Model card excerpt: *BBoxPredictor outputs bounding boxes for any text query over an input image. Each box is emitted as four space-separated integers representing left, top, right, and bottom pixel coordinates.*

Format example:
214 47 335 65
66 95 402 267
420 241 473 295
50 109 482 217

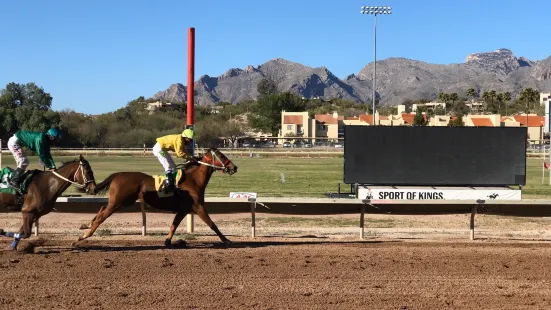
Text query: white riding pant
152 143 176 173
7 136 29 170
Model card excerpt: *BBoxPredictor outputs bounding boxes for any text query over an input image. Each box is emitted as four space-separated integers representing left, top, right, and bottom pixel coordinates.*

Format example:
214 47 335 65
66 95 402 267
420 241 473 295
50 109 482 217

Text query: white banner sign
229 192 258 199
358 187 521 201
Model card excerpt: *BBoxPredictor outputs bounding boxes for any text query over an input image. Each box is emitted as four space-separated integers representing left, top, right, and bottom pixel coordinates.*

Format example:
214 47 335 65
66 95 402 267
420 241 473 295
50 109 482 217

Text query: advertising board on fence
229 192 258 199
358 187 521 201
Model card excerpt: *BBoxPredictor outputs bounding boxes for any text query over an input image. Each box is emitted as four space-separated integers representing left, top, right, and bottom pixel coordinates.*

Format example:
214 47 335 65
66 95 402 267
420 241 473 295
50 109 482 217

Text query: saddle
0 167 40 196
153 169 185 198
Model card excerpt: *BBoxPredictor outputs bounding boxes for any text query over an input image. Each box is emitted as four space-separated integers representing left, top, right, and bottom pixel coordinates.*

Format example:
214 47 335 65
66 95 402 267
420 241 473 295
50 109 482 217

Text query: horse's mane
198 147 218 157
58 159 80 169
31 159 80 183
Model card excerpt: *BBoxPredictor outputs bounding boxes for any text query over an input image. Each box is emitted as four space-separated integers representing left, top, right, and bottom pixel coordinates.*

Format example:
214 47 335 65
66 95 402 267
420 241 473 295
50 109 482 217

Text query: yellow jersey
156 134 191 158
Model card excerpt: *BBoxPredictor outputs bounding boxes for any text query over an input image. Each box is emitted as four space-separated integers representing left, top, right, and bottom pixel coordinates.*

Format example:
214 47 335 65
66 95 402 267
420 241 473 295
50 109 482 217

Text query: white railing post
249 197 257 238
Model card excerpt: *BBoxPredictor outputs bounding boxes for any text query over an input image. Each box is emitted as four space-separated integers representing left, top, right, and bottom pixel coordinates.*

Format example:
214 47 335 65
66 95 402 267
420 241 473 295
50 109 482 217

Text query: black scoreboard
343 126 527 186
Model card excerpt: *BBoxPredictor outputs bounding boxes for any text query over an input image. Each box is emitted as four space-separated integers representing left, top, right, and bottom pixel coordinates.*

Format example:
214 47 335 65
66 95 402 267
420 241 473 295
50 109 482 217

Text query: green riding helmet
47 128 62 140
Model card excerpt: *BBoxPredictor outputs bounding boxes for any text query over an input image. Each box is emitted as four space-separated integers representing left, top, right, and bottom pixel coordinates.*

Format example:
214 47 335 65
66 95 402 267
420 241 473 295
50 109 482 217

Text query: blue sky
1 0 549 114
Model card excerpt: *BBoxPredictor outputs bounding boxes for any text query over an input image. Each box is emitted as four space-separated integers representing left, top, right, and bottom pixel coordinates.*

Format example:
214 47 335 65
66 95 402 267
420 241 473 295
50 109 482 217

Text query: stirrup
10 183 22 195
16 195 24 206
163 186 175 194
163 180 174 193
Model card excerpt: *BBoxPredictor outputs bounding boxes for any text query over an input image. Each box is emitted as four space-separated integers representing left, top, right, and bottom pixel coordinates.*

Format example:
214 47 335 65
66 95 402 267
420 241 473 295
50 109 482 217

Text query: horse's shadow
32 238 389 254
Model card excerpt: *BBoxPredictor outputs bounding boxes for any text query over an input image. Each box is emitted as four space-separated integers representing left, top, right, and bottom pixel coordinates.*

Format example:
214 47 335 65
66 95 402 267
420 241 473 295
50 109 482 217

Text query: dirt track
2 212 551 309
1 236 551 310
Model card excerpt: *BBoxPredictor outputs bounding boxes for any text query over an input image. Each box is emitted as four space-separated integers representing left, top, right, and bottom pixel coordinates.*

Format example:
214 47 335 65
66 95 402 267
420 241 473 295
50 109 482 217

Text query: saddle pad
0 167 42 195
153 169 184 192
0 167 15 195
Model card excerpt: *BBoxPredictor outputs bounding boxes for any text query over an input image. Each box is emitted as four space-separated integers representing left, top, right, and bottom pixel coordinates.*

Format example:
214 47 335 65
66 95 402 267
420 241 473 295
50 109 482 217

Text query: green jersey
14 130 56 169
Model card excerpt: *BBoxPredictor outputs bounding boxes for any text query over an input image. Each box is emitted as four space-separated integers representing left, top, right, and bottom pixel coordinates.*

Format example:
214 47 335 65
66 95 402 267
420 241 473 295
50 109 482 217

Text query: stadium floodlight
361 6 392 124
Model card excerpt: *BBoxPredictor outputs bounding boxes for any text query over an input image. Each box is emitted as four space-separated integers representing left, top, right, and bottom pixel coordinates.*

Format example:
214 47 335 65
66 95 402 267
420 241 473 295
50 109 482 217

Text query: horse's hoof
164 239 172 247
71 238 84 247
0 229 4 236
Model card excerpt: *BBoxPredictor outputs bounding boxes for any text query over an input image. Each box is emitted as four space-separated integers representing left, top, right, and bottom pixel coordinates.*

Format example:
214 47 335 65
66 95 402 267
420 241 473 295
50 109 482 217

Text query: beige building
429 115 453 126
512 114 545 143
280 111 312 139
314 112 343 142
466 102 485 113
146 101 178 112
280 109 546 144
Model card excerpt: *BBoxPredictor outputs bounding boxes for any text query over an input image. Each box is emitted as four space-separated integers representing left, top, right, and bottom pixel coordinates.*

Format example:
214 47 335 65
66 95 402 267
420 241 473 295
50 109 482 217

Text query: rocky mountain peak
465 48 534 75
150 49 551 107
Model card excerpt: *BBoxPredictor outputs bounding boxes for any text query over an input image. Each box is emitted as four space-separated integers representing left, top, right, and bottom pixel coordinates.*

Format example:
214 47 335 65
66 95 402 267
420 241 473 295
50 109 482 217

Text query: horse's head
199 148 238 175
76 154 97 194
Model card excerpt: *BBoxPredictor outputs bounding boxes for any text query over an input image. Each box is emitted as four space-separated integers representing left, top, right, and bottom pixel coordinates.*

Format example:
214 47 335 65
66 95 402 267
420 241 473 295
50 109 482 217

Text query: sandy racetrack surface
1 235 551 309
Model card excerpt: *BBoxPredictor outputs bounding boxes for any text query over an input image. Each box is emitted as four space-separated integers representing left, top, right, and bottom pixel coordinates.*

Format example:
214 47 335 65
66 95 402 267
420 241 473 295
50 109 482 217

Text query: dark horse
0 155 97 250
0 169 34 212
0 190 22 212
76 148 238 247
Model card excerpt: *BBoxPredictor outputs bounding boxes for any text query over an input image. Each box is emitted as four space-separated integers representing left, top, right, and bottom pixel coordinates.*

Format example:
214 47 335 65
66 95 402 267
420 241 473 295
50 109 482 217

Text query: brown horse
0 191 20 212
0 155 97 250
76 147 238 247
0 168 32 211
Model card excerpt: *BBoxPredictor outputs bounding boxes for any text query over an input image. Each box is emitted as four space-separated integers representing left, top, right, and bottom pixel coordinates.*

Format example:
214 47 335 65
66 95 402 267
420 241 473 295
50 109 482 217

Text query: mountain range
152 48 551 106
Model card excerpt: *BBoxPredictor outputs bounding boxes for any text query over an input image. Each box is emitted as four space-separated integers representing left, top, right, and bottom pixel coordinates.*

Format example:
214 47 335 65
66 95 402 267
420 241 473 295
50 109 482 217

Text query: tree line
411 87 542 117
0 81 546 148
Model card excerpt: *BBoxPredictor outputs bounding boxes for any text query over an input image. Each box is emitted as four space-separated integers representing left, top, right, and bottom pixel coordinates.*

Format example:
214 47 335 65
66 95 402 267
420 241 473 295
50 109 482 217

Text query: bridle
51 161 95 189
198 150 229 171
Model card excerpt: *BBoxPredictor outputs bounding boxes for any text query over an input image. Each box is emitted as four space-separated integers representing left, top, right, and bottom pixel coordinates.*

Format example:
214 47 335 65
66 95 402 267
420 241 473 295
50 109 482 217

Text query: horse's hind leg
164 211 187 247
192 204 231 244
76 202 121 242
79 206 105 230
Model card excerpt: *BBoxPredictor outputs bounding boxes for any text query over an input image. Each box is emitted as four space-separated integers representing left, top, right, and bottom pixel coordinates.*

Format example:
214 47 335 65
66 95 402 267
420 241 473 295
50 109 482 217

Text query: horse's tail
93 173 120 195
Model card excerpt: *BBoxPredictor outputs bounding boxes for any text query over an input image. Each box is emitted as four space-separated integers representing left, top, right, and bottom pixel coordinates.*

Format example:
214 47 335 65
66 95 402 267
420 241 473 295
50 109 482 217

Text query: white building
411 101 447 112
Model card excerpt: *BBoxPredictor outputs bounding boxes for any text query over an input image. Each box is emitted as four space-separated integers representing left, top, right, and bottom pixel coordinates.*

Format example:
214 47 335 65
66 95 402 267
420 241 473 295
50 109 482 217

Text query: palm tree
519 88 541 127
437 92 446 103
449 93 459 105
489 90 497 113
496 93 503 114
438 92 449 114
502 92 511 116
466 88 477 106
520 88 540 114
481 91 490 113
449 93 459 114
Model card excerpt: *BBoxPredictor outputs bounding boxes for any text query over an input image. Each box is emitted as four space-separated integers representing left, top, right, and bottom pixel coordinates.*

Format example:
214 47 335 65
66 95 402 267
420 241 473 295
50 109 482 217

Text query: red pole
187 28 195 127
187 27 195 155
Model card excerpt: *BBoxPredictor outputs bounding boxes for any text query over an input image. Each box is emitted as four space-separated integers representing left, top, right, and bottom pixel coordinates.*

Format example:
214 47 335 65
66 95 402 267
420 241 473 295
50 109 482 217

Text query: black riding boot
164 172 175 193
9 168 25 193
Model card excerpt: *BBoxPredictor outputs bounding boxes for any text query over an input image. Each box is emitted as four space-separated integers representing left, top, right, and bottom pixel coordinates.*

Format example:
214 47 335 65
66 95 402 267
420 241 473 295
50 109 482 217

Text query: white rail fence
4 197 551 241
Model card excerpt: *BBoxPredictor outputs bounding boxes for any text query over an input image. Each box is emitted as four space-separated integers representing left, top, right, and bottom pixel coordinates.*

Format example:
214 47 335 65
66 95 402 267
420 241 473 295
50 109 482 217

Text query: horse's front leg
192 204 231 244
165 211 187 247
6 211 35 250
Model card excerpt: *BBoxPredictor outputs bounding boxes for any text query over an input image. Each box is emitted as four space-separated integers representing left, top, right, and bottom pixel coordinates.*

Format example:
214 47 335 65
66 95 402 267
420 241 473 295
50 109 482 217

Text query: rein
175 150 226 171
198 150 227 170
51 162 94 189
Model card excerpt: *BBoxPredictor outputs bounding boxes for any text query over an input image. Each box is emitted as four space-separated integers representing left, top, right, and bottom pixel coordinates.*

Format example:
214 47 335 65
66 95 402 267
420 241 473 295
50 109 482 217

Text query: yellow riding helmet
182 128 195 139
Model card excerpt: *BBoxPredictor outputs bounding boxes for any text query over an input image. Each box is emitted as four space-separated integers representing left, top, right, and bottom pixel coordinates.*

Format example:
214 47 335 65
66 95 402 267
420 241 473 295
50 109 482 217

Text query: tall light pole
361 6 391 125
